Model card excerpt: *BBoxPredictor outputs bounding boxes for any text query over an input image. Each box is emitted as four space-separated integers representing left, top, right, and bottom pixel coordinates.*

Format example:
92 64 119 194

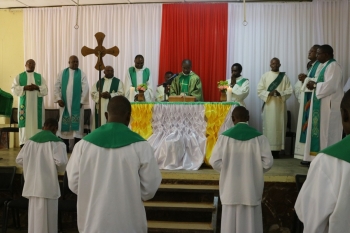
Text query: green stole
222 123 262 141
30 130 62 143
61 68 82 132
18 72 43 129
300 61 320 143
84 122 145 148
319 135 350 163
179 75 190 94
236 78 247 87
95 77 120 127
262 72 285 110
310 59 336 155
128 67 150 88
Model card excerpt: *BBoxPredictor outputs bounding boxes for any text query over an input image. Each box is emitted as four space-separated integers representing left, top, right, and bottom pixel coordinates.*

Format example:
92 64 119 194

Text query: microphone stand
161 74 178 102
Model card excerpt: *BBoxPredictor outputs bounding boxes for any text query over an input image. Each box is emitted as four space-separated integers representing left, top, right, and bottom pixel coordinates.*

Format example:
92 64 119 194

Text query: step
158 184 219 193
148 220 213 232
144 201 215 211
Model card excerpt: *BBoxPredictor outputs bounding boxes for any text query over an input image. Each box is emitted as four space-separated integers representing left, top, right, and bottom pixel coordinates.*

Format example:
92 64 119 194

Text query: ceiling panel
20 0 74 7
130 0 183 3
79 0 130 4
0 0 26 8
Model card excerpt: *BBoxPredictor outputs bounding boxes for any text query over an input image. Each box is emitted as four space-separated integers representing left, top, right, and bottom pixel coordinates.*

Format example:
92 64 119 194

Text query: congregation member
11 59 48 147
226 63 249 107
124 54 154 102
54 55 89 152
170 59 204 101
66 96 162 233
301 44 344 165
91 65 124 126
210 106 273 233
156 71 173 101
295 89 350 232
294 45 322 164
257 58 293 158
16 118 68 233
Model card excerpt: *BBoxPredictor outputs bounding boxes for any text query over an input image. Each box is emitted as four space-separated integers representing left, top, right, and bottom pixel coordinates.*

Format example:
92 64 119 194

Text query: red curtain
158 3 228 102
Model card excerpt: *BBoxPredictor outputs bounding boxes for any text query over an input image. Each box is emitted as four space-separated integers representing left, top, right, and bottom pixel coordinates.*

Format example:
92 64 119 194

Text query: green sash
310 59 336 155
128 67 150 88
179 75 190 94
83 122 145 148
319 135 350 163
300 61 320 143
95 77 120 127
267 72 285 92
30 130 62 143
61 68 82 132
236 78 247 87
18 72 43 129
222 123 262 141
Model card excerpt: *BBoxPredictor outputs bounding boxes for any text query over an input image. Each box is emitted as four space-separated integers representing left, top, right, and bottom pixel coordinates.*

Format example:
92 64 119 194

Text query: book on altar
168 96 196 102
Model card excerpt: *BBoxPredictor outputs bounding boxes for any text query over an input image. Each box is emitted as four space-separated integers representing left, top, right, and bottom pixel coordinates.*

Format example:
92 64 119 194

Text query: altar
129 102 239 170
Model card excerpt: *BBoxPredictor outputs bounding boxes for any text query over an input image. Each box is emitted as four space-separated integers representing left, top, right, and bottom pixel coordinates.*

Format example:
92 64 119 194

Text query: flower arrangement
137 83 148 92
217 80 229 91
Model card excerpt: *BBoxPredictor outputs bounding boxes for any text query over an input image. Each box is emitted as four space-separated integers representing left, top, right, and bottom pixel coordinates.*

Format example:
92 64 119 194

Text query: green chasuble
84 122 145 148
30 130 62 143
222 122 262 141
320 135 350 163
128 67 150 87
18 72 43 129
170 72 204 101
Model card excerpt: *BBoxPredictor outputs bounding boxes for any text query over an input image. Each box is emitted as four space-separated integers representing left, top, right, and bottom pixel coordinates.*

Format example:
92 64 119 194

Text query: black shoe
300 161 311 167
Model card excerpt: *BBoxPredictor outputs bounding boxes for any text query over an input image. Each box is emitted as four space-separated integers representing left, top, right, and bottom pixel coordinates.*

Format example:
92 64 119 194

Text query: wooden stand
138 90 145 102
168 96 196 102
220 90 227 102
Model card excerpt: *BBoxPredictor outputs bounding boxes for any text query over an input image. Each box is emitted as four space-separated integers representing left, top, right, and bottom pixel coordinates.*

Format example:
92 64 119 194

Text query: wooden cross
81 32 120 128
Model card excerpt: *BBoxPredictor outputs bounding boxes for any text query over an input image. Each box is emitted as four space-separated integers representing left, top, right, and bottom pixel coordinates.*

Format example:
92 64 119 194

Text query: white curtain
23 4 162 110
227 0 350 132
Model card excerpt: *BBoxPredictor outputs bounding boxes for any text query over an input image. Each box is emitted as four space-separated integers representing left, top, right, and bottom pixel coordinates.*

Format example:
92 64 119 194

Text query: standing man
66 96 162 233
170 59 204 101
302 44 343 164
294 45 323 164
11 59 48 147
226 63 249 107
16 118 68 233
295 89 350 232
124 55 154 102
54 55 89 152
91 66 124 126
210 106 273 233
257 58 293 158
156 71 173 102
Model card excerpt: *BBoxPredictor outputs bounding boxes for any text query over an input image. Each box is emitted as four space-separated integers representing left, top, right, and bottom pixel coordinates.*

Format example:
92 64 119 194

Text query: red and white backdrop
23 0 350 130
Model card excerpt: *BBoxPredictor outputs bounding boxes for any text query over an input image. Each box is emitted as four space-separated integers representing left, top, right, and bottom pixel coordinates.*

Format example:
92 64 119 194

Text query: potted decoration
217 80 229 102
137 84 147 102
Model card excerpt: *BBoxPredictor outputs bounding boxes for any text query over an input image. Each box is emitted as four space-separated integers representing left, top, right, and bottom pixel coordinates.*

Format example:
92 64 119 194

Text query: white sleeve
124 71 133 99
54 70 63 102
258 136 274 172
112 79 124 97
280 75 293 102
53 142 68 173
81 72 90 105
316 63 342 99
145 73 154 102
232 79 249 101
91 81 99 103
11 75 25 97
15 148 24 166
38 76 48 97
66 141 82 194
257 74 269 102
209 135 225 172
294 81 302 103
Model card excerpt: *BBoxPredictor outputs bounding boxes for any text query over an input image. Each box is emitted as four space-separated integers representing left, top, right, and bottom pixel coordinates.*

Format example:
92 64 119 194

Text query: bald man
91 66 124 126
295 89 350 232
170 59 204 101
257 58 293 158
210 106 273 233
11 59 48 147
66 96 162 233
54 55 89 152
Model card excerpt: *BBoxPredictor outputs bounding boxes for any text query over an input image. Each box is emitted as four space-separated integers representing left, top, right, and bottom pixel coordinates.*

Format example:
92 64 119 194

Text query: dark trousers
61 137 81 153
272 151 280 159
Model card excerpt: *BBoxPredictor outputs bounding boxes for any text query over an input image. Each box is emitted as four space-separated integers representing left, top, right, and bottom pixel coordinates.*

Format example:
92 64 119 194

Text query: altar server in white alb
66 96 162 233
54 55 89 151
11 59 48 147
226 63 249 107
91 65 124 126
210 106 273 233
257 57 293 158
295 89 350 233
16 118 68 233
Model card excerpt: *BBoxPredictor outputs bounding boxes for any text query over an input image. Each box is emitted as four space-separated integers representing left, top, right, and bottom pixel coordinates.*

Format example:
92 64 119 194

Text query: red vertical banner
158 3 228 102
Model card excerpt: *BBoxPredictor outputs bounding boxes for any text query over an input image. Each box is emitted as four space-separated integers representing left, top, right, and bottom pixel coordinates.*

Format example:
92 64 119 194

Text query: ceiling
0 0 312 9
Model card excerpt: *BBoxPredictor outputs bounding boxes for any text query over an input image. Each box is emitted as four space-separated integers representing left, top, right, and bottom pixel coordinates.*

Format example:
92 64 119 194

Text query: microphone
169 73 178 79
157 73 178 87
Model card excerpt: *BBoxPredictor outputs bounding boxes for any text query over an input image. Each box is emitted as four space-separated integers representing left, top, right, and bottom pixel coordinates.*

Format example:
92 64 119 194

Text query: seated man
170 59 204 101
156 71 173 102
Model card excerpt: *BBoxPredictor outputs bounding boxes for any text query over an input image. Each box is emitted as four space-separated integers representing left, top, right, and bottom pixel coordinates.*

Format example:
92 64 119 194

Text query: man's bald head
341 89 350 135
231 106 249 124
68 55 79 70
105 96 131 125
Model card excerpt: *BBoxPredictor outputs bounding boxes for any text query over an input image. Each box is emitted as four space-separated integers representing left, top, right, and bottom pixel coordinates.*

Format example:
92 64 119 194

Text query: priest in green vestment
170 59 204 101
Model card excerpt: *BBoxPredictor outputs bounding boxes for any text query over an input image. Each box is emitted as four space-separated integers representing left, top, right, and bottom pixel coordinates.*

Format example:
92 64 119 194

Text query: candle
226 87 232 102
129 87 135 102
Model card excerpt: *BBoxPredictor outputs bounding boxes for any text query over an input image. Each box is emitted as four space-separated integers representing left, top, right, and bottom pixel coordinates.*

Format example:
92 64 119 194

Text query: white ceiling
0 0 312 9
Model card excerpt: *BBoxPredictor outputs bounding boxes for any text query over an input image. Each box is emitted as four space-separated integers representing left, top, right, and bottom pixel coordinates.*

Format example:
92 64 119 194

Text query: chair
84 109 92 134
0 108 19 149
58 172 77 231
45 109 60 122
286 110 296 156
292 174 307 233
